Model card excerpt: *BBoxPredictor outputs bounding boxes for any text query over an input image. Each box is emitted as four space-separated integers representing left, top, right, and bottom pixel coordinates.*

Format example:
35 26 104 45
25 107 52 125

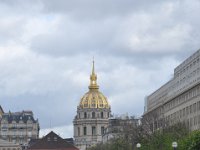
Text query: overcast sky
0 0 200 138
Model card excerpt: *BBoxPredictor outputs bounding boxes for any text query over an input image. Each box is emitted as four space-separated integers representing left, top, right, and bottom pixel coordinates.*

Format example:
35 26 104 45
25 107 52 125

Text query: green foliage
88 138 131 150
140 131 180 150
88 123 200 150
179 130 200 150
139 123 189 150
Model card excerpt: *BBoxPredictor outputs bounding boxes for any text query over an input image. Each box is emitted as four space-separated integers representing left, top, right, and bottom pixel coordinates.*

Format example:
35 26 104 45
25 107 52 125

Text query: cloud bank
0 0 200 137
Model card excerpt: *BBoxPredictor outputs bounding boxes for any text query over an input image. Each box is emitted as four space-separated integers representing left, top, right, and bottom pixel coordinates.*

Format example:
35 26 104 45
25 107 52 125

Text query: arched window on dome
99 99 103 108
92 112 95 118
84 99 88 108
84 112 87 119
91 99 96 107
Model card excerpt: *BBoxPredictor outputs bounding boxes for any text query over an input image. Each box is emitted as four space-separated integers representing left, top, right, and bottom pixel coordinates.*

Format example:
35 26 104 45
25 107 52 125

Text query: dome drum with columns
73 61 111 150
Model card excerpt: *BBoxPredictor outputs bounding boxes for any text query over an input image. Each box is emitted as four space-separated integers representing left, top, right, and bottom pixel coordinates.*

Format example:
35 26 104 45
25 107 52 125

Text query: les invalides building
73 61 111 150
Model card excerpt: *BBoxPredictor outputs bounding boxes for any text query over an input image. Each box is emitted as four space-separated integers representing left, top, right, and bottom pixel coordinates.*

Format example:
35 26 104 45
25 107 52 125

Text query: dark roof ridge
29 131 78 149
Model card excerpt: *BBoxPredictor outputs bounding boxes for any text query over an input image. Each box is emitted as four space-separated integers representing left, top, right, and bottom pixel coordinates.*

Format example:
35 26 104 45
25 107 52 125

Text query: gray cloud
40 0 162 19
29 0 200 61
0 0 200 138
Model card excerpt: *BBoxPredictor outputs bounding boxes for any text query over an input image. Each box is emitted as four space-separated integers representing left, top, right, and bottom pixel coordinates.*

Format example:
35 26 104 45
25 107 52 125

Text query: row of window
77 126 105 136
174 68 200 87
151 108 200 131
47 136 57 142
1 124 36 128
1 119 34 124
172 69 200 95
1 131 34 138
1 128 34 131
166 101 200 125
175 54 200 77
165 84 200 111
148 72 200 112
0 148 21 150
78 112 109 119
168 115 200 128
83 98 105 108
83 103 104 108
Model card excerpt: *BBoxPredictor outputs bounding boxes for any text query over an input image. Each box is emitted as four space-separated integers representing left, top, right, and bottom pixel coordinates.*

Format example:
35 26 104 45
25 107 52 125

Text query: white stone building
0 111 39 146
143 49 200 131
0 139 22 150
73 61 111 150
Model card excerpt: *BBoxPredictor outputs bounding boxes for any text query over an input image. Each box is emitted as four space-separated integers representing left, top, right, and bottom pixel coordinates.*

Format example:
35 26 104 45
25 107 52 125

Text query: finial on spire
92 57 95 75
89 58 99 90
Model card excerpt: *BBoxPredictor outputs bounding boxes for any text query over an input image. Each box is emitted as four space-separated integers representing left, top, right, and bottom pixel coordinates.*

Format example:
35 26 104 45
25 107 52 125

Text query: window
84 112 87 119
92 112 95 118
91 100 96 107
54 137 57 141
186 106 189 114
190 105 192 114
180 110 182 118
190 118 193 127
193 103 196 113
101 112 103 118
198 101 200 110
92 126 96 135
194 116 197 126
83 127 87 135
99 99 103 107
198 115 200 124
189 91 192 98
101 126 105 135
78 127 80 136
183 108 185 117
28 131 32 137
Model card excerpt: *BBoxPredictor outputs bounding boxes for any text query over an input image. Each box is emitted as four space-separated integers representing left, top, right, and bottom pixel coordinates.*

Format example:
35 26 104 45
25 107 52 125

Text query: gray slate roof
1 111 38 124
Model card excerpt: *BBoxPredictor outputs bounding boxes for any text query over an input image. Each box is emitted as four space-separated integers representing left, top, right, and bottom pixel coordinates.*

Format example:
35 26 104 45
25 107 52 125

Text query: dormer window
54 137 57 141
47 137 50 141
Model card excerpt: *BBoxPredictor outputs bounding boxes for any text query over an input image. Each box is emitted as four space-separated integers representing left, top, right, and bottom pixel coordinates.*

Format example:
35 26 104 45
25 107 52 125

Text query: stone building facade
73 61 111 150
0 139 22 150
143 49 200 131
0 110 39 146
102 114 139 143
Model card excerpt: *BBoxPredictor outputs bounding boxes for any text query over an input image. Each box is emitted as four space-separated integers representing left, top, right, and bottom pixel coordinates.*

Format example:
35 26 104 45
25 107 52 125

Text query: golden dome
79 61 110 109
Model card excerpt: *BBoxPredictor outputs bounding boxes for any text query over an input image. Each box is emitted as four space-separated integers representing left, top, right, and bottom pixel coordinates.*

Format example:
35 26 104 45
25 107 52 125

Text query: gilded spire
89 59 99 90
79 59 110 109
92 59 95 76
